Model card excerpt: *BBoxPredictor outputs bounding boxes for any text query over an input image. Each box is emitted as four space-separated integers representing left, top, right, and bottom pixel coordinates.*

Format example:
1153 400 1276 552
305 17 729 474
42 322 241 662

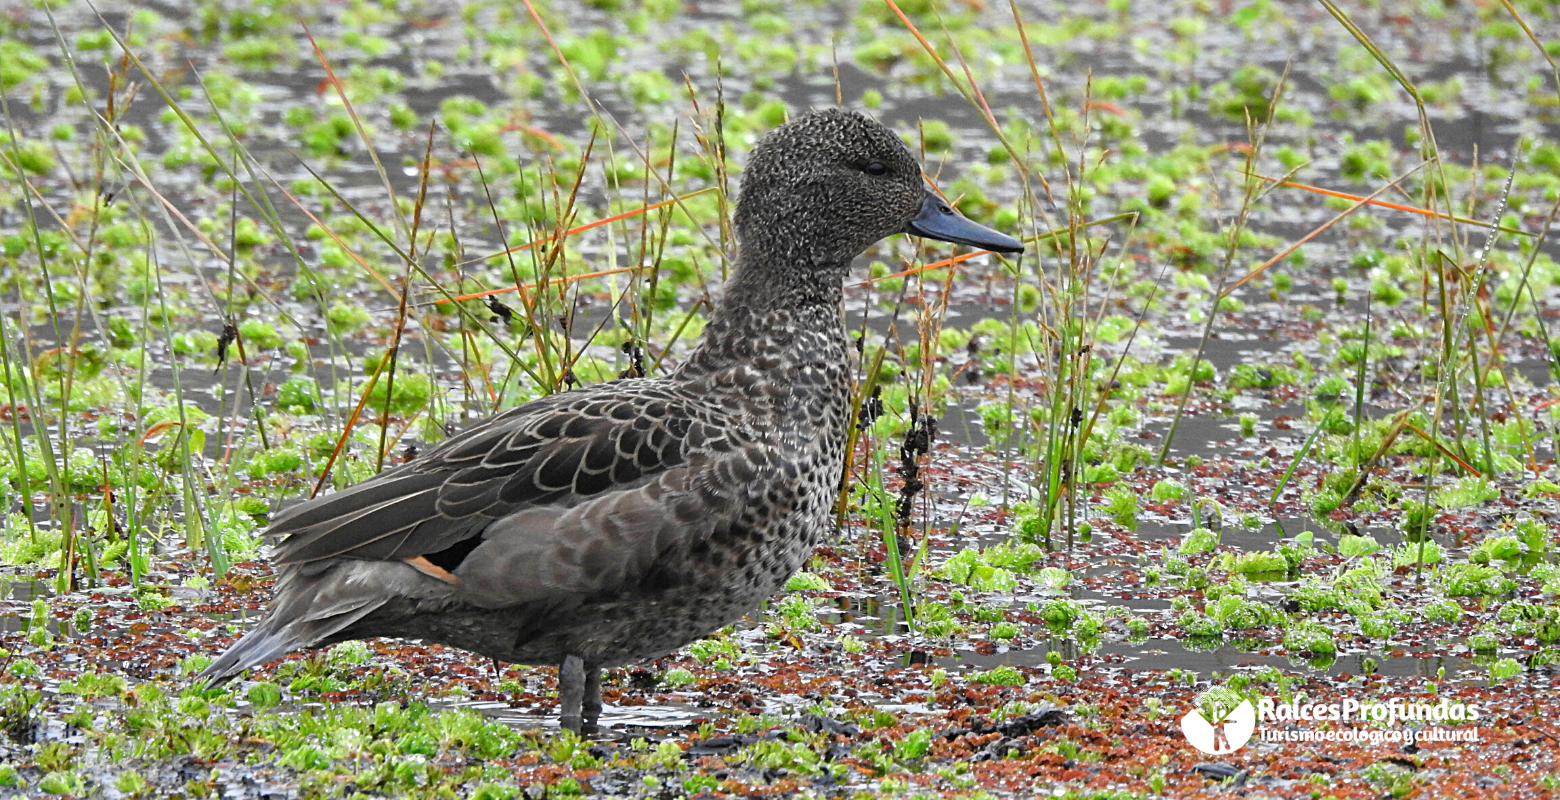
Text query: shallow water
3 6 1560 797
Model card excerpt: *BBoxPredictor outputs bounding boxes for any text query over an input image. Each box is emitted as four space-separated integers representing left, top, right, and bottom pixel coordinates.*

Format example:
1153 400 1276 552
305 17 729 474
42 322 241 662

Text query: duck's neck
682 254 851 373
718 252 850 315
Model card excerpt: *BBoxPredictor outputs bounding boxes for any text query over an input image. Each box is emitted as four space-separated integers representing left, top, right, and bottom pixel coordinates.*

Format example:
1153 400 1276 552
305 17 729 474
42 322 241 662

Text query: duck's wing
268 380 731 567
450 447 778 607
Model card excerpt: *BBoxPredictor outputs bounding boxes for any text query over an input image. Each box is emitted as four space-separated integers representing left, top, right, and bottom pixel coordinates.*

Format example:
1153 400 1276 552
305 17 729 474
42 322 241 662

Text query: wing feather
268 380 722 568
451 456 771 608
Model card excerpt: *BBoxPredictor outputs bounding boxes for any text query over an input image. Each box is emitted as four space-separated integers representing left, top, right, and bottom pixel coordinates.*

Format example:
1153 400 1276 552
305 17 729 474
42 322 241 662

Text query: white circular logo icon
1180 699 1256 755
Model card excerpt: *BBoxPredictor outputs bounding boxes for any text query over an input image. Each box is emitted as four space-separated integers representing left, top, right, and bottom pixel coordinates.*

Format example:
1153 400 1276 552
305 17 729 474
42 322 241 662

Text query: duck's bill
905 191 1025 254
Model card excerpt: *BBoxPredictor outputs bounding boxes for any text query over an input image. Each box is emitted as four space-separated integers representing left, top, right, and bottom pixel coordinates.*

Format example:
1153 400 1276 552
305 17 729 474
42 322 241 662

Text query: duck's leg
559 654 587 732
582 665 602 733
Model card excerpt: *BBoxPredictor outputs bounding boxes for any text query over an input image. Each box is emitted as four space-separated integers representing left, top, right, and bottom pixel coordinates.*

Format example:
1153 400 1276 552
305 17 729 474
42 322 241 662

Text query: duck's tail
198 561 391 687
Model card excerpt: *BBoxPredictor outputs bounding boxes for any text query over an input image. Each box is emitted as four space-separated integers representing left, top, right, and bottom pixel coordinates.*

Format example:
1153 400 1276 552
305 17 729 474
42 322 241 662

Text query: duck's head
733 108 1024 271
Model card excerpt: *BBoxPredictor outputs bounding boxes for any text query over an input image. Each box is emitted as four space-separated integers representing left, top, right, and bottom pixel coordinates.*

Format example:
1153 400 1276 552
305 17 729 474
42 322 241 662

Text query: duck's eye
864 161 888 177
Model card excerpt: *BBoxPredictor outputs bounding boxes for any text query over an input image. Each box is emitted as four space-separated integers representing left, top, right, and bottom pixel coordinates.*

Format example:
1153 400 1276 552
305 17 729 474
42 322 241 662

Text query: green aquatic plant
1338 533 1380 557
1178 527 1218 555
973 665 1025 686
1149 478 1185 502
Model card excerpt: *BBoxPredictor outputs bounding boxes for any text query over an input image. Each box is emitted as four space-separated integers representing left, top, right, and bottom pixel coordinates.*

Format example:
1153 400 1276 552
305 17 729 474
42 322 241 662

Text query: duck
199 108 1024 732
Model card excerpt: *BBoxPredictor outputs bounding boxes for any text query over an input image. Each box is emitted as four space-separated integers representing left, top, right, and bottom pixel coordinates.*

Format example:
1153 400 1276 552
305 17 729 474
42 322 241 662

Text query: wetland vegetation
2 0 1560 797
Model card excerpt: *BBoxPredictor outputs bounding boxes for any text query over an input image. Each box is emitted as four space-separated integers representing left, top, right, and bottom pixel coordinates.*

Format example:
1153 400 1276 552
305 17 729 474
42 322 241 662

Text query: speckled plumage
200 109 1022 731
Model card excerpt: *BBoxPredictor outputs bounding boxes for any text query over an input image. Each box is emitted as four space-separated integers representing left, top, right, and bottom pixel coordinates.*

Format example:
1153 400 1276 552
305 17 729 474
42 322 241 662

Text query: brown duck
200 108 1023 731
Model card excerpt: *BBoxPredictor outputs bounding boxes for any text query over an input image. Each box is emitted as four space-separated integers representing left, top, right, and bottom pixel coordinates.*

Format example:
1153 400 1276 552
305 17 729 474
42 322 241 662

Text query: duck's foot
583 666 602 731
558 654 601 734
